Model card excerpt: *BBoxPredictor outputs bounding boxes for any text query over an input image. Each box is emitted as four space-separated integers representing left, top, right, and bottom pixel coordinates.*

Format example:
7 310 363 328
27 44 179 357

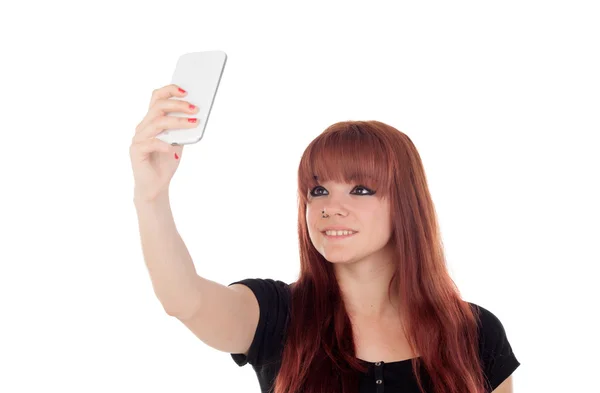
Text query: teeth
325 230 355 236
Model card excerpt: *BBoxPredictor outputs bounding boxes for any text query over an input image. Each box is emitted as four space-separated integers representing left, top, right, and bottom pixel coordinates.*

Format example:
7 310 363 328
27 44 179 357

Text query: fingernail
178 87 186 93
174 153 179 160
188 118 197 123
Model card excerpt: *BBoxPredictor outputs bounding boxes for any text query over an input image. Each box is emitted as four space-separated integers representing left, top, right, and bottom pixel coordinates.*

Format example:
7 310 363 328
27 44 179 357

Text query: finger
133 137 178 157
136 92 198 136
142 96 198 128
148 84 187 110
135 84 185 134
155 95 199 115
134 115 198 143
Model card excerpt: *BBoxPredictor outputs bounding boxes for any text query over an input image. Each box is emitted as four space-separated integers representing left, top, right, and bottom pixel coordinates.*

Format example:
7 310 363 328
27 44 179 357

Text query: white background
1 1 598 392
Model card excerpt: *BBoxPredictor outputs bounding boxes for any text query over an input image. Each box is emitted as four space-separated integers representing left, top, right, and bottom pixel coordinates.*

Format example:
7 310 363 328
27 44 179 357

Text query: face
305 180 394 265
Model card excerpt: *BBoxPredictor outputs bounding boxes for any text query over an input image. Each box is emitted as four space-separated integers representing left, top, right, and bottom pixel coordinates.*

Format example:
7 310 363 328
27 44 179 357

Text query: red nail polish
178 87 186 93
174 153 179 160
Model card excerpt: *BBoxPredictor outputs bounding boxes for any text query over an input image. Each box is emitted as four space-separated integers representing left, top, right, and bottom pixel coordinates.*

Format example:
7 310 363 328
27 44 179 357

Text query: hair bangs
298 122 393 204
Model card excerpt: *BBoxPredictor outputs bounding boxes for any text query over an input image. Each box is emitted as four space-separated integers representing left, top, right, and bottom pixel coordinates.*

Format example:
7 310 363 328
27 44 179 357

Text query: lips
321 227 357 232
322 231 357 240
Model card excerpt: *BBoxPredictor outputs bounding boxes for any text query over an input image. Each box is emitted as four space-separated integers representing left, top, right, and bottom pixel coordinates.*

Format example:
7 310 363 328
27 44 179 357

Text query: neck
334 252 400 321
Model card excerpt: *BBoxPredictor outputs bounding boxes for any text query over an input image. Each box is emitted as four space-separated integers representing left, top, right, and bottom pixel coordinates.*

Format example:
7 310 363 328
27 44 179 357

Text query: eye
309 185 375 197
354 185 375 195
310 186 326 197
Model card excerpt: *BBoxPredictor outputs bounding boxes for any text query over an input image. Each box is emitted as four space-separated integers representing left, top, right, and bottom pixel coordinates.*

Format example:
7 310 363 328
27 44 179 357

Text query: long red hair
273 120 486 393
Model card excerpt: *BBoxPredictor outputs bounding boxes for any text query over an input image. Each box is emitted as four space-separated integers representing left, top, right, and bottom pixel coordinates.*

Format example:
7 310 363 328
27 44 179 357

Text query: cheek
305 206 319 233
306 201 324 216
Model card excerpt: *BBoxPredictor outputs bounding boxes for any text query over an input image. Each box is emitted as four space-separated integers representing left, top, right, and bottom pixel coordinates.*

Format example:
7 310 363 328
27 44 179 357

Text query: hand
130 84 199 202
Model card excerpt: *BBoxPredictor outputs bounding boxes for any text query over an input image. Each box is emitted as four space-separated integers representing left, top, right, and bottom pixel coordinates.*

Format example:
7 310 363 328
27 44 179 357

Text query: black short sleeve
472 303 520 391
227 278 291 369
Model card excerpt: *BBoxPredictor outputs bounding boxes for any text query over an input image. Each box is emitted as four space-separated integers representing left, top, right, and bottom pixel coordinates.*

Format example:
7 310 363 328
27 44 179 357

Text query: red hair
273 120 486 393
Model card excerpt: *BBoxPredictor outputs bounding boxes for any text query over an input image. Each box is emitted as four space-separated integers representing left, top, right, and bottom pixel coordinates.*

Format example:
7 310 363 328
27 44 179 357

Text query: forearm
133 192 201 316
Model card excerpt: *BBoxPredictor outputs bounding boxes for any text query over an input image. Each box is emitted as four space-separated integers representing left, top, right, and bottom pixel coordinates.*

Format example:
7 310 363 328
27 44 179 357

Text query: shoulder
468 302 508 341
467 302 515 356
228 278 292 327
228 278 292 368
466 302 520 391
229 278 291 298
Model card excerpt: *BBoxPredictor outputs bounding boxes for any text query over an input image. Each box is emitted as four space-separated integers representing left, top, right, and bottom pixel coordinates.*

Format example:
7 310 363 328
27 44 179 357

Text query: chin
322 255 357 264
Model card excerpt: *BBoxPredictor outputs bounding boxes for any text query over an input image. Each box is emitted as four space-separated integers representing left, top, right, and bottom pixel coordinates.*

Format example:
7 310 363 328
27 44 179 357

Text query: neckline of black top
357 357 420 366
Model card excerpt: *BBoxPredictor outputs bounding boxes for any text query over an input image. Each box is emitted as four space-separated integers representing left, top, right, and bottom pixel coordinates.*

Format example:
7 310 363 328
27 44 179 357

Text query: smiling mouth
322 232 357 240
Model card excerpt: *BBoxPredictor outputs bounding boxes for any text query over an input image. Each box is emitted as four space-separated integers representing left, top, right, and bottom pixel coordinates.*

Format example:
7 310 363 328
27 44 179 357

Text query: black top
228 278 520 393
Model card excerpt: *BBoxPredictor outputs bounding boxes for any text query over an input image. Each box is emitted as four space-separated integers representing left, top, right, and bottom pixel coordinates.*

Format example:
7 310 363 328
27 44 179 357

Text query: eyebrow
313 173 373 182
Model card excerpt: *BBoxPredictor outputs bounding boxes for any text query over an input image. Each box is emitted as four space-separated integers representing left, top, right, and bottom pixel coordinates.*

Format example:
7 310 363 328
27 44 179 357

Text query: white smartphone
156 51 227 145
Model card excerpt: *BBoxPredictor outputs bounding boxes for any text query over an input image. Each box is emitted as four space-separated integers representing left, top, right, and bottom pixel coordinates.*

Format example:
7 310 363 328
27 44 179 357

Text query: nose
314 187 350 217
321 206 347 217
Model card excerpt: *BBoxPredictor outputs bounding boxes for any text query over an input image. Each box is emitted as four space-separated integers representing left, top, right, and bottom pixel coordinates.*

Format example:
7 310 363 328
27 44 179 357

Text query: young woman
131 84 520 393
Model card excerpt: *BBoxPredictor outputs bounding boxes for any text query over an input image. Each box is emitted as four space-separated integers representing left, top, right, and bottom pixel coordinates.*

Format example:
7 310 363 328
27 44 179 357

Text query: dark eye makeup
309 185 376 197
